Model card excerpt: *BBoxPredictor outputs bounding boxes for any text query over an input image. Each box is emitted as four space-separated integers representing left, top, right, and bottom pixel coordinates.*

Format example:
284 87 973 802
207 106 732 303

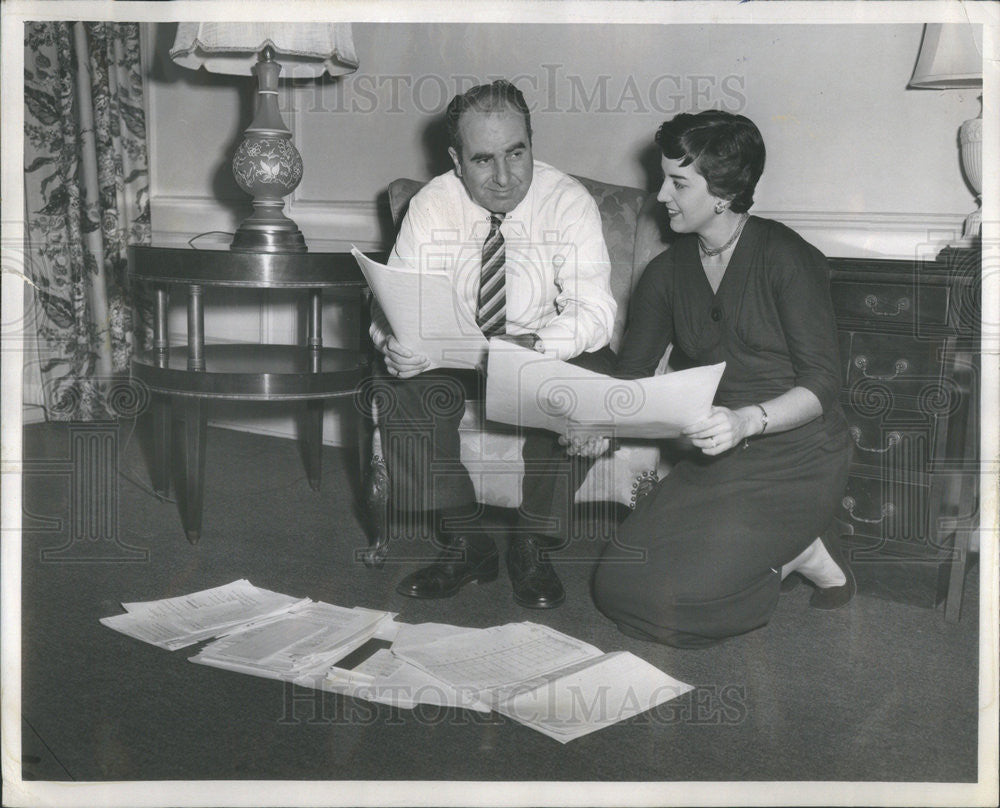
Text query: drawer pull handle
864 294 910 317
849 427 903 453
841 496 895 524
854 356 909 380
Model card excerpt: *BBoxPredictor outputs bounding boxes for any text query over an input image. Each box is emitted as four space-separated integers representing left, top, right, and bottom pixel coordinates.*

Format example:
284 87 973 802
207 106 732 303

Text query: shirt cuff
533 321 580 361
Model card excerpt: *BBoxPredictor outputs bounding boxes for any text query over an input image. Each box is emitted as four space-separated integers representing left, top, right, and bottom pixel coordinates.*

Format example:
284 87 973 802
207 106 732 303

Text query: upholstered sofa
361 174 673 566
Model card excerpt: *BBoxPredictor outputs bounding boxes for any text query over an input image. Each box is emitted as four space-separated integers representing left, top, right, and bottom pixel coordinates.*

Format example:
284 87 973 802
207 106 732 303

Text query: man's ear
448 146 462 177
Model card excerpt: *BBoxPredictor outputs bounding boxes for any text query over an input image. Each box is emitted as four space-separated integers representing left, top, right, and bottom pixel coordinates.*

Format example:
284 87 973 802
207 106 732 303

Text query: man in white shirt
371 80 616 609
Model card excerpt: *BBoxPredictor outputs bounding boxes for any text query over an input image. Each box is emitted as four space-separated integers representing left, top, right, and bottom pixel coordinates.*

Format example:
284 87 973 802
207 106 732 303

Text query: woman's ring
711 437 716 447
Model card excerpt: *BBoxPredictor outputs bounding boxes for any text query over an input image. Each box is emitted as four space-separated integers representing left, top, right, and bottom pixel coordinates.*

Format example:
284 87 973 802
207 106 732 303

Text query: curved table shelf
129 244 374 543
133 345 367 400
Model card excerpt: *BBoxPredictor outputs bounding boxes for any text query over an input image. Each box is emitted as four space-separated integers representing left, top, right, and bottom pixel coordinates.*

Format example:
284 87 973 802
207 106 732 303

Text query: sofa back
386 174 671 352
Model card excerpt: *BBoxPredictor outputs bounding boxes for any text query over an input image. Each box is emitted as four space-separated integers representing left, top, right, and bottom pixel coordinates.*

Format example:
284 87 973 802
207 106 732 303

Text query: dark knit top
616 216 845 435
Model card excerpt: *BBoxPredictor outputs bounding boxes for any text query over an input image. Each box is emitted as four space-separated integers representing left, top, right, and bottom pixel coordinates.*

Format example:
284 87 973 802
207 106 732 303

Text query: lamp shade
170 22 358 78
908 23 983 89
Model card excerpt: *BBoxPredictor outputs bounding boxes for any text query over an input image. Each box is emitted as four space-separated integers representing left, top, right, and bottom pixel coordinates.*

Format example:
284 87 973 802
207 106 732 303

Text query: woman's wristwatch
754 403 769 434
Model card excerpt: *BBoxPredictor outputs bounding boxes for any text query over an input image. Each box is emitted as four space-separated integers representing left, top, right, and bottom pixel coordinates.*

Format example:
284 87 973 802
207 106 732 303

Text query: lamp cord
187 231 235 249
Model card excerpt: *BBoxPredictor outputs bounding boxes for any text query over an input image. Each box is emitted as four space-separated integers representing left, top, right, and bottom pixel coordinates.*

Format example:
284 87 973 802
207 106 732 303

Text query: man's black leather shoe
507 535 565 609
395 536 499 599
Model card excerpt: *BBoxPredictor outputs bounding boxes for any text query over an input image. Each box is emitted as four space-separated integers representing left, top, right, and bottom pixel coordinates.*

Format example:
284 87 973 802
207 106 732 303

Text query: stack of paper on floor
323 622 493 713
393 622 694 743
101 585 694 742
189 601 394 683
99 579 310 650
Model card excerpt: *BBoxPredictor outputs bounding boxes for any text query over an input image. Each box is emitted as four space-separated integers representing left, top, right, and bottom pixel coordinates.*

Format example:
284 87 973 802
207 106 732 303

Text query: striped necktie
476 213 506 338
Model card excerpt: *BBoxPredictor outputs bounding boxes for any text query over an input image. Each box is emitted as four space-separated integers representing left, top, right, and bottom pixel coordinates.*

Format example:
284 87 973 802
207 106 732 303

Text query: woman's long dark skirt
593 420 851 647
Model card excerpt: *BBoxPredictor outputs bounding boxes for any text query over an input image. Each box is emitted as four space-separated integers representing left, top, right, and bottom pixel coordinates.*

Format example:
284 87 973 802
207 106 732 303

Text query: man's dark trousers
378 347 616 551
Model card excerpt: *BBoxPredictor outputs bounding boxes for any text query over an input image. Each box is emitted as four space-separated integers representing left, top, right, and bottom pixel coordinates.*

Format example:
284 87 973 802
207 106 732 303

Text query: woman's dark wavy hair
655 110 765 214
445 80 532 157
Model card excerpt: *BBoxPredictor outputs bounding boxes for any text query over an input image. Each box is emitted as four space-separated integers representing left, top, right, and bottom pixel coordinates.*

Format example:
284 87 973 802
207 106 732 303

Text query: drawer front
838 473 939 552
842 408 938 473
830 279 950 327
845 332 950 401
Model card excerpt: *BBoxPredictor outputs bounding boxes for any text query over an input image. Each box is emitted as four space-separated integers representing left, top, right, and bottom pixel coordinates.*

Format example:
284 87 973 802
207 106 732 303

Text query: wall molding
150 194 385 251
753 210 964 261
152 193 964 260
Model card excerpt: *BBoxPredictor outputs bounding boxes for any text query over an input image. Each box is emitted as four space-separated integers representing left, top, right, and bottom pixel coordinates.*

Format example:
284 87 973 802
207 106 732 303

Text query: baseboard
206 398 362 448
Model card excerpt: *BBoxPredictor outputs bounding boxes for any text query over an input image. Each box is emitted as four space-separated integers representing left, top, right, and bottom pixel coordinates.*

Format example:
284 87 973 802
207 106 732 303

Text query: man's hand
495 333 545 353
559 421 612 458
381 335 431 378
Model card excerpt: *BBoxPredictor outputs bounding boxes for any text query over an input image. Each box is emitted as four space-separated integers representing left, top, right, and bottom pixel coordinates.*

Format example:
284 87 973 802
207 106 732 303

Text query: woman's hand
682 406 755 455
559 421 612 458
382 335 431 378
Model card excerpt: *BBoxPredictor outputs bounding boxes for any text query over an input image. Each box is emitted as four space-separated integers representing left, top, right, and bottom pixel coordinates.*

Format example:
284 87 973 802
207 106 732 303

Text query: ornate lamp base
230 47 308 254
231 211 307 253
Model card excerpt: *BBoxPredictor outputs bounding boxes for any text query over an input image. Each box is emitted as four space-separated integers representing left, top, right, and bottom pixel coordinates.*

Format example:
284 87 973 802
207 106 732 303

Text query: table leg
945 384 978 623
305 288 323 490
306 399 323 491
178 396 207 543
152 393 171 496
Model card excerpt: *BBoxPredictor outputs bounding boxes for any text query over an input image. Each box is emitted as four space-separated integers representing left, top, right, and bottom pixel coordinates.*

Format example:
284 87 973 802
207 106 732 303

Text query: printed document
492 651 693 743
101 586 692 742
352 247 488 369
392 622 692 742
189 601 392 679
100 579 309 650
393 622 603 693
486 340 725 438
324 649 492 713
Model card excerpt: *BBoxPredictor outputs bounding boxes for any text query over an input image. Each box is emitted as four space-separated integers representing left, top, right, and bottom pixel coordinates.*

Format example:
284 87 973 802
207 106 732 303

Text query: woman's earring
714 201 728 215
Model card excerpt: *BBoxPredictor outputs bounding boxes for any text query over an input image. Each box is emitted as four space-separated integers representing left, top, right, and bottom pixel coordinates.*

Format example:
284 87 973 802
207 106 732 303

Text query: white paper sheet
491 651 695 744
189 602 391 678
352 247 489 369
101 579 309 650
392 622 604 693
324 649 492 713
485 340 725 438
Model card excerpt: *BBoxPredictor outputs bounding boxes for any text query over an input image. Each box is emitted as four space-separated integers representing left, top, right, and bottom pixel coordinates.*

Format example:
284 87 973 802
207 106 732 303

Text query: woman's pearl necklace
698 213 749 257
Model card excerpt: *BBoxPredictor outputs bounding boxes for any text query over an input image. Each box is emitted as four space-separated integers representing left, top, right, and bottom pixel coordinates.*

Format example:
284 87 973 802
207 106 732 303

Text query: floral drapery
23 21 151 420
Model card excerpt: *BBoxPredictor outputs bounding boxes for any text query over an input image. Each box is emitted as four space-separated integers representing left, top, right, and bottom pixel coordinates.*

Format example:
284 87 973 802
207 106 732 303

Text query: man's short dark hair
655 110 765 214
445 80 533 156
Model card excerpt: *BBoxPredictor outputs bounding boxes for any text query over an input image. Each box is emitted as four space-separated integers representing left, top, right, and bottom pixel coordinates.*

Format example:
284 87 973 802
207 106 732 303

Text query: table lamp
908 23 984 247
170 23 358 252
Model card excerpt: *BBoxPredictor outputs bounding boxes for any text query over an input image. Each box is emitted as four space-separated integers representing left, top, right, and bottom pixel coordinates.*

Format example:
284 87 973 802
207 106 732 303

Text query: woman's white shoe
781 534 855 609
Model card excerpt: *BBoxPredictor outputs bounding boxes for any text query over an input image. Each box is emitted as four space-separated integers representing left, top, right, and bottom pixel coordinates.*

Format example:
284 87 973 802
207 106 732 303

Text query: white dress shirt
370 160 616 361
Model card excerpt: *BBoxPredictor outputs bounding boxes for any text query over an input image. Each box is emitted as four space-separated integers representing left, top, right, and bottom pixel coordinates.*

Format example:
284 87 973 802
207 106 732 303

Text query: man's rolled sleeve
540 192 616 359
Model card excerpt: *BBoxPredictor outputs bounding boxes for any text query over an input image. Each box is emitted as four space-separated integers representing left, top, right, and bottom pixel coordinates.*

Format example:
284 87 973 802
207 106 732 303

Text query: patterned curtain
23 21 152 421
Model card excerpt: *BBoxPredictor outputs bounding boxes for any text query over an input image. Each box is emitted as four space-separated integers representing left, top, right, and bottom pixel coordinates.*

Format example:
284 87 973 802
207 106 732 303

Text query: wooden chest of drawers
828 248 980 621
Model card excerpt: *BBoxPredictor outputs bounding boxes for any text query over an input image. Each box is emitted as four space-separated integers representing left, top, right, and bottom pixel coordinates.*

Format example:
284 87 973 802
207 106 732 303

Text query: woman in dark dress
588 111 854 648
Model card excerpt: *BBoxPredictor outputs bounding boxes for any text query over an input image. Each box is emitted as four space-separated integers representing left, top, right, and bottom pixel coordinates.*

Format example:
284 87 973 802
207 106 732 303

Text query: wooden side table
129 244 373 542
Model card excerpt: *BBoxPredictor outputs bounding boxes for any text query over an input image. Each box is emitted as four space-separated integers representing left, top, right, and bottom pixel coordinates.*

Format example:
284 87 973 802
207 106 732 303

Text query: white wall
146 21 980 444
